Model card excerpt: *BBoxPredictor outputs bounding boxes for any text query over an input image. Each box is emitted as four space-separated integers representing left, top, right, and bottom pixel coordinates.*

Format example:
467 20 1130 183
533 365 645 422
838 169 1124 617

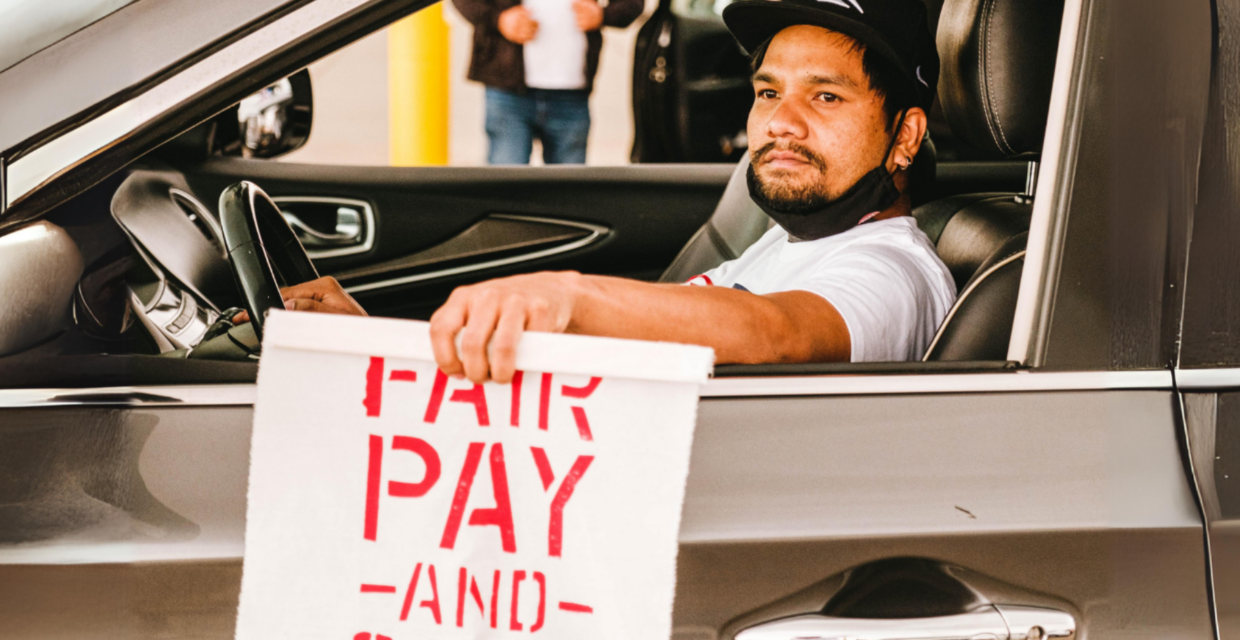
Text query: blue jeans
485 87 590 164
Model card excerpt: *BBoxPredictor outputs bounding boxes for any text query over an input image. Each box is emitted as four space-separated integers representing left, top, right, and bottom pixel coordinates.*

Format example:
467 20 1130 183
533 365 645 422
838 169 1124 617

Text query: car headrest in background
936 0 1066 158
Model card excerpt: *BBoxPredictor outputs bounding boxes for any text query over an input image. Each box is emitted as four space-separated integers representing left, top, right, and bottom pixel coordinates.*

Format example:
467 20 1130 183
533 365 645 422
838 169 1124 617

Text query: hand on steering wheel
232 276 367 324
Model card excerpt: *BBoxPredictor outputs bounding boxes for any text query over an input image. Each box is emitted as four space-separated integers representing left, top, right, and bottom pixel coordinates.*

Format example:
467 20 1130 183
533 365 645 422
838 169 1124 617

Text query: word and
357 564 592 632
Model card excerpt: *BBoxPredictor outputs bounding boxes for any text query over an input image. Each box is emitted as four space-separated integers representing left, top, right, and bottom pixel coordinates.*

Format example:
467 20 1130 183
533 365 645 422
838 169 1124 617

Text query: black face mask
747 163 901 240
747 111 907 241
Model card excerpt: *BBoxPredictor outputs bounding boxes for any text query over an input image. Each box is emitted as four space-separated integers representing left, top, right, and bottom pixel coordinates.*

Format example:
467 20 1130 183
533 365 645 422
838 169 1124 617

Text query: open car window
0 0 1105 391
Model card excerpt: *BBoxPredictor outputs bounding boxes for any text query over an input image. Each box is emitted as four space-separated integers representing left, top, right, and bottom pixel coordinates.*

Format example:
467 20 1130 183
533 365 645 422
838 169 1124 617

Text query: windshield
0 0 134 73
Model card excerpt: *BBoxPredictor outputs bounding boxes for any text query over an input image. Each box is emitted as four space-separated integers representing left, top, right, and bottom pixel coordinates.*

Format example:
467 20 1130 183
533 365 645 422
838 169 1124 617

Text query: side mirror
236 69 313 158
155 69 313 162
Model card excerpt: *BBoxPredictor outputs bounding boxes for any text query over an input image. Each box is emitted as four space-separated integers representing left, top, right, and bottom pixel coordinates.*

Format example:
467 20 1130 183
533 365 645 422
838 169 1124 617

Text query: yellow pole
389 5 451 166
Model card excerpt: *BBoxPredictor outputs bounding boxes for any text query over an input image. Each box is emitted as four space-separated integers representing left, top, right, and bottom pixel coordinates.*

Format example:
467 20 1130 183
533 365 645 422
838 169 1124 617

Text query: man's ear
888 107 928 172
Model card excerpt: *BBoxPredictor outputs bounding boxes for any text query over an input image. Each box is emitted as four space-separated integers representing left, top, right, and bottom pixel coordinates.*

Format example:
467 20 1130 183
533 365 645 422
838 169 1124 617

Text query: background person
452 0 643 164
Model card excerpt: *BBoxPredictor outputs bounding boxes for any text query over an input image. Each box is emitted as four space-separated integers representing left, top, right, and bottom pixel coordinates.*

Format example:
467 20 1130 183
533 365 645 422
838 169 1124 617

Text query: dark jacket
451 0 645 93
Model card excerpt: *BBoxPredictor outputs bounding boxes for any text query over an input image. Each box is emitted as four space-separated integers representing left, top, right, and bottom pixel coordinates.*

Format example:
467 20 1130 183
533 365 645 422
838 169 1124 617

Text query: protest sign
235 311 713 640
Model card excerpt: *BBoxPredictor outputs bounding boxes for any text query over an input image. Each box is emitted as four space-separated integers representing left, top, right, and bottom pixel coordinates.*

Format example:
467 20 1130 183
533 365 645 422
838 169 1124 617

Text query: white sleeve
792 245 948 362
686 258 736 286
686 226 784 286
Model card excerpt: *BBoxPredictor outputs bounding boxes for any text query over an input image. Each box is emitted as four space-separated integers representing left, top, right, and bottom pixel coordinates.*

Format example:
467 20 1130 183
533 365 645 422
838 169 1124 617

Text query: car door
679 373 1204 639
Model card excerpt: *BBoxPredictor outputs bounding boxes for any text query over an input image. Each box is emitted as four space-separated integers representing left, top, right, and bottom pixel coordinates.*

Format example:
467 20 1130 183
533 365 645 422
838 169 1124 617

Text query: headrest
936 0 1065 157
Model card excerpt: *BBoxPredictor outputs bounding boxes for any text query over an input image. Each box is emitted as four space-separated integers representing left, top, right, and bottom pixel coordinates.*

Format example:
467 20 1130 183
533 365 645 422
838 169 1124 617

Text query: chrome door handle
281 208 364 247
735 605 1074 640
272 197 375 259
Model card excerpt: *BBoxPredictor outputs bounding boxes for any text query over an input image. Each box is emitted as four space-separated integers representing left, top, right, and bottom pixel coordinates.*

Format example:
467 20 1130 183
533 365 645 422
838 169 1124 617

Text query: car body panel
0 0 1232 636
1182 389 1240 640
683 391 1198 541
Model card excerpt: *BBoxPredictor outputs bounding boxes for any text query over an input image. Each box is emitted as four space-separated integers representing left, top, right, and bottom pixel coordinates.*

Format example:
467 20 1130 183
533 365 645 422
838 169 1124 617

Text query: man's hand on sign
430 272 578 385
233 276 367 323
498 6 539 44
574 0 605 32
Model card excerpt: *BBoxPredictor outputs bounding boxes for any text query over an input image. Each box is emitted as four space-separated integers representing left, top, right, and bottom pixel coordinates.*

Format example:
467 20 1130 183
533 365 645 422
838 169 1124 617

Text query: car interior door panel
333 214 607 293
180 159 732 318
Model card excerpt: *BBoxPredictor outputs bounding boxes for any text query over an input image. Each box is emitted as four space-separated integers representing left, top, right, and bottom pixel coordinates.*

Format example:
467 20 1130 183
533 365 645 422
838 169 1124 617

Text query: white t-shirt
522 0 587 89
687 217 957 362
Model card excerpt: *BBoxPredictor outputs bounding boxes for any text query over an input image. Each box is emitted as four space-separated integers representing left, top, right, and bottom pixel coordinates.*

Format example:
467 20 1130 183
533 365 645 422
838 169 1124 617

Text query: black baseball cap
722 0 939 110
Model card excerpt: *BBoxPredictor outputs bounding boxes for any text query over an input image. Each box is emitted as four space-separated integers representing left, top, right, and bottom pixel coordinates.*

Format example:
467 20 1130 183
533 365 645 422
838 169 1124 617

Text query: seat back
659 156 769 284
913 194 1032 293
923 232 1027 361
920 0 1064 361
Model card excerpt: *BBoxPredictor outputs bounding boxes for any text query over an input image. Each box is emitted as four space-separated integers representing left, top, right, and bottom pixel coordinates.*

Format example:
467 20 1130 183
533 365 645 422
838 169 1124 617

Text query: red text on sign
365 438 593 557
362 360 603 445
363 565 569 631
440 443 516 552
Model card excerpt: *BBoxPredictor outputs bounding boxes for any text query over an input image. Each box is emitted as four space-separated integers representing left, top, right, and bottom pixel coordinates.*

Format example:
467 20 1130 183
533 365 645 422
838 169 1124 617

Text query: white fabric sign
236 311 713 640
522 0 588 89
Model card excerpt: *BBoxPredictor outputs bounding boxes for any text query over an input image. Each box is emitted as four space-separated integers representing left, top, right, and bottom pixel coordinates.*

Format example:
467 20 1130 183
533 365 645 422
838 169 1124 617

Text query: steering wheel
218 181 319 342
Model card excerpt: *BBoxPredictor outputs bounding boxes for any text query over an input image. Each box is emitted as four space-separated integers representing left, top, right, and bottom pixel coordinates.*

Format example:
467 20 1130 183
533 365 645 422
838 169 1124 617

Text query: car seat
659 0 1064 363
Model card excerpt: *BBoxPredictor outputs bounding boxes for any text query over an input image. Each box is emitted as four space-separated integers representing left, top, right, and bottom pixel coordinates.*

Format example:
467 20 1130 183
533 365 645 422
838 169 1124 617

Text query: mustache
751 141 828 172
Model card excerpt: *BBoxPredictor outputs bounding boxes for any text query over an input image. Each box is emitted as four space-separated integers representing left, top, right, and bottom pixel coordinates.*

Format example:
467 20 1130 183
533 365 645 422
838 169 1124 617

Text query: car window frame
0 0 433 223
0 0 307 181
1004 0 1085 368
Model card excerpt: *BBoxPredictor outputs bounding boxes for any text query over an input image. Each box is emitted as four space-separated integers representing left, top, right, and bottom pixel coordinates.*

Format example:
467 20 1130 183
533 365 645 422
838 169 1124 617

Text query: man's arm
258 274 851 383
428 271 851 383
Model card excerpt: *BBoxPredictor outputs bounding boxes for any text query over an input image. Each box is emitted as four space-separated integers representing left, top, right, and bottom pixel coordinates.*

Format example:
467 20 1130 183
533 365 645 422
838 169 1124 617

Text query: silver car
0 0 1235 638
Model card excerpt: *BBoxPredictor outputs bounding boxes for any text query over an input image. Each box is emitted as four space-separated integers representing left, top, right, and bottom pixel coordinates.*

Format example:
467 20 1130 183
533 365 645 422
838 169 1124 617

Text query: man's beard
747 141 834 215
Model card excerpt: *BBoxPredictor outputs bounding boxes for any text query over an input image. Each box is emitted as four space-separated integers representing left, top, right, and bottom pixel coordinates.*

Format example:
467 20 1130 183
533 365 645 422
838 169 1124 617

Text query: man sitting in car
271 0 956 383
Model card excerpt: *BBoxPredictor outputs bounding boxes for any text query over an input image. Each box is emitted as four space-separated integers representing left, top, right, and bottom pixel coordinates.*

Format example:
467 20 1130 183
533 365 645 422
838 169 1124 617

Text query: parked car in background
0 0 1237 638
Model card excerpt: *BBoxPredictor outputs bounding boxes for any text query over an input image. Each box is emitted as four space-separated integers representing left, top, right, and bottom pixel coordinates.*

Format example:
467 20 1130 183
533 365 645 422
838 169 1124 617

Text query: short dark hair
748 33 917 128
